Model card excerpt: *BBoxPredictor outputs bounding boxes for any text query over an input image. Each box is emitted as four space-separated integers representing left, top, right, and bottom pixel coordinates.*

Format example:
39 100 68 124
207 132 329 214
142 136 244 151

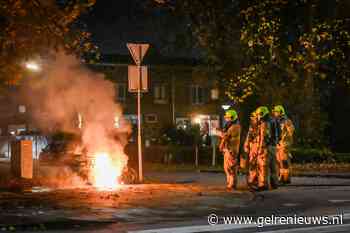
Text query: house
0 52 228 157
91 53 226 142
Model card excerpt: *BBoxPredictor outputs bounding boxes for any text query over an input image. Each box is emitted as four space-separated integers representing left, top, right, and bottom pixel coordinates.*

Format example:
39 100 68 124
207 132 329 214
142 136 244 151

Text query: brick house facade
95 59 224 143
0 56 226 142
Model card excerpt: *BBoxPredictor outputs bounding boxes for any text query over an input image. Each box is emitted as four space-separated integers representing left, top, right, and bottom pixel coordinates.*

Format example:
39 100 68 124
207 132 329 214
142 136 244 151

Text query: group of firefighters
219 105 295 191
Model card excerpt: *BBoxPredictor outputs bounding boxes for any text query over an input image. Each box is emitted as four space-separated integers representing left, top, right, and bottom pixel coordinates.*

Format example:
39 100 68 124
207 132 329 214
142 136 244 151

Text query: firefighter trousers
248 151 258 187
276 144 291 183
257 149 269 189
268 146 279 189
223 149 238 189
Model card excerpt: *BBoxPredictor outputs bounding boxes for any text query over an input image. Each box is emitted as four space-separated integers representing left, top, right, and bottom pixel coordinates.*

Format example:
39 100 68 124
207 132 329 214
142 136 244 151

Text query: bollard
11 140 33 179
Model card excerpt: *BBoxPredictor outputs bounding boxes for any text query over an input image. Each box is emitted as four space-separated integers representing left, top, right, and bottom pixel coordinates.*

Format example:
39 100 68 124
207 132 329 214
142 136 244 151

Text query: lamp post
24 59 42 175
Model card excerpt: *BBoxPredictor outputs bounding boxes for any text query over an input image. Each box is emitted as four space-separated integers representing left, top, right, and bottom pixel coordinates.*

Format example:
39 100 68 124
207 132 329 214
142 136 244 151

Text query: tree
155 0 350 146
235 0 350 146
152 0 241 67
0 0 98 85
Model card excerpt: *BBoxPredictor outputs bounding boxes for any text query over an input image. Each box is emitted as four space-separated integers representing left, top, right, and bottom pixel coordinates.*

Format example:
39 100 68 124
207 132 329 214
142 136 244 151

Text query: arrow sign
127 43 150 65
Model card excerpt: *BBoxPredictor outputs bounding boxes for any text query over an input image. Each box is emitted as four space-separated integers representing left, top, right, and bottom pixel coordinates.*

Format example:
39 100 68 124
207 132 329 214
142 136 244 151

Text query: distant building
0 53 228 152
91 53 226 142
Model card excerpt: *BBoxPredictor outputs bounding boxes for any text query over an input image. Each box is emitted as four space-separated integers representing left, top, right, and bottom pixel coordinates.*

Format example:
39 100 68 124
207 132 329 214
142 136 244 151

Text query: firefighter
219 110 241 191
244 111 259 189
272 105 295 184
255 106 272 191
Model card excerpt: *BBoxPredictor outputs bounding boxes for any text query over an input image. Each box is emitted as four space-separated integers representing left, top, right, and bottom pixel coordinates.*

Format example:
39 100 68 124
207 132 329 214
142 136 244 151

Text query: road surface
0 172 350 233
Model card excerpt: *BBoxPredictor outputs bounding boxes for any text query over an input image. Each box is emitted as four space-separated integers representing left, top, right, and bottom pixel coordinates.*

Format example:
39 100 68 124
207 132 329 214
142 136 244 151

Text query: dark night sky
84 0 195 58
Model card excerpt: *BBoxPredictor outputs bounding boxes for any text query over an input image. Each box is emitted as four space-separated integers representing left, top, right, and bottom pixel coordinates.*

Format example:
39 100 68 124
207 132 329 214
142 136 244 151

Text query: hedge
125 144 350 167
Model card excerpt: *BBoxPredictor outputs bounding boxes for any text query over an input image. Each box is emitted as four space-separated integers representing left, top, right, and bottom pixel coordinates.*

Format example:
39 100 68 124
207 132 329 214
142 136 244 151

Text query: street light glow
25 61 41 72
194 115 202 125
221 105 231 110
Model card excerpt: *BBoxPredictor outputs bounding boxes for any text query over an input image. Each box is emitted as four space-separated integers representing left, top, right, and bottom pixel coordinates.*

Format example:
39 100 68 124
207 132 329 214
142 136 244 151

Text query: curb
293 173 350 179
198 169 223 174
199 169 350 179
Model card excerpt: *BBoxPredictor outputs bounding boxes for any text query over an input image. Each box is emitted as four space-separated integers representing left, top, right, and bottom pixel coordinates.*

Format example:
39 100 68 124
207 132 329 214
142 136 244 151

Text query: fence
125 144 223 168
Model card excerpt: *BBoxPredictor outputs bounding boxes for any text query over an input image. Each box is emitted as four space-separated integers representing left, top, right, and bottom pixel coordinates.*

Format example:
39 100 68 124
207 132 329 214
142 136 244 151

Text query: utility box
11 140 33 179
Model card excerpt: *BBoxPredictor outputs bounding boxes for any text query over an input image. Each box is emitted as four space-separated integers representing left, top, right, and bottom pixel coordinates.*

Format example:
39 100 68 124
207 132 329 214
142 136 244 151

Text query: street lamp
25 61 41 72
221 105 231 111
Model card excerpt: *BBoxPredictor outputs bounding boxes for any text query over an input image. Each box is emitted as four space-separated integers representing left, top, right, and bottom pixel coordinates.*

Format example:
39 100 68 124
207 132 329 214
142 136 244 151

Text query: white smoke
20 52 131 187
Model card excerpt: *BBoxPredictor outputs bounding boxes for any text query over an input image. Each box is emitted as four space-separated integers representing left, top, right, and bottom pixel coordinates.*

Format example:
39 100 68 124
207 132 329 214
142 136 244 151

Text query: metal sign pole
127 43 149 183
137 46 143 183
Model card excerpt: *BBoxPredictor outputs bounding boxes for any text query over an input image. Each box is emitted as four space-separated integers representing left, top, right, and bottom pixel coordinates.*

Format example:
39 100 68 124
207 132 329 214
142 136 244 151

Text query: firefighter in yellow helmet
272 105 295 184
244 111 259 189
255 106 272 191
219 109 241 191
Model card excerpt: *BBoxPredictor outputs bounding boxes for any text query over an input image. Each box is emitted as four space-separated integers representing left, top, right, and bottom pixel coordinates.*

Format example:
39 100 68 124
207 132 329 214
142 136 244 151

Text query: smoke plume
21 52 131 187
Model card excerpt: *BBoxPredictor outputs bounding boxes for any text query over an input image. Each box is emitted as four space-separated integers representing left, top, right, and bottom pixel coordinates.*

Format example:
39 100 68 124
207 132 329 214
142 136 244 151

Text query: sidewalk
293 171 350 179
198 168 350 179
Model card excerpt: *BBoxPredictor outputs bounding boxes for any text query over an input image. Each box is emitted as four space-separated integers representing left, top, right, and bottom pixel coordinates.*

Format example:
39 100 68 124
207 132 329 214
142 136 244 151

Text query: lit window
145 114 158 123
191 86 208 105
116 83 127 102
154 84 167 104
176 117 190 130
124 114 138 125
18 105 26 113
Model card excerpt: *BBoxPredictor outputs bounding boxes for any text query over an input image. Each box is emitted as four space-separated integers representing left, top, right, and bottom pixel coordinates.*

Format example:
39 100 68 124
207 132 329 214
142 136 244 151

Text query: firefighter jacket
278 116 294 147
244 122 258 154
257 117 272 154
221 121 241 155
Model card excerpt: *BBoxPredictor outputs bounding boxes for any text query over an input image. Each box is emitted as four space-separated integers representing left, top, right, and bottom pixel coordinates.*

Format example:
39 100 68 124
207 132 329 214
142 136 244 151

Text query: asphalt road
1 172 350 233
117 173 350 233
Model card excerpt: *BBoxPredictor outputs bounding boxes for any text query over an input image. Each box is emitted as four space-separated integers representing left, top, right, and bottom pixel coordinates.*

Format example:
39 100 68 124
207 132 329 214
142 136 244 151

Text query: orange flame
90 152 125 190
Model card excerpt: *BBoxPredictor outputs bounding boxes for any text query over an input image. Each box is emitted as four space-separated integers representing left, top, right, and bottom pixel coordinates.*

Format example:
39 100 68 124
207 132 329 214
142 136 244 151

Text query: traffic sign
126 43 150 183
128 65 148 92
127 43 150 65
